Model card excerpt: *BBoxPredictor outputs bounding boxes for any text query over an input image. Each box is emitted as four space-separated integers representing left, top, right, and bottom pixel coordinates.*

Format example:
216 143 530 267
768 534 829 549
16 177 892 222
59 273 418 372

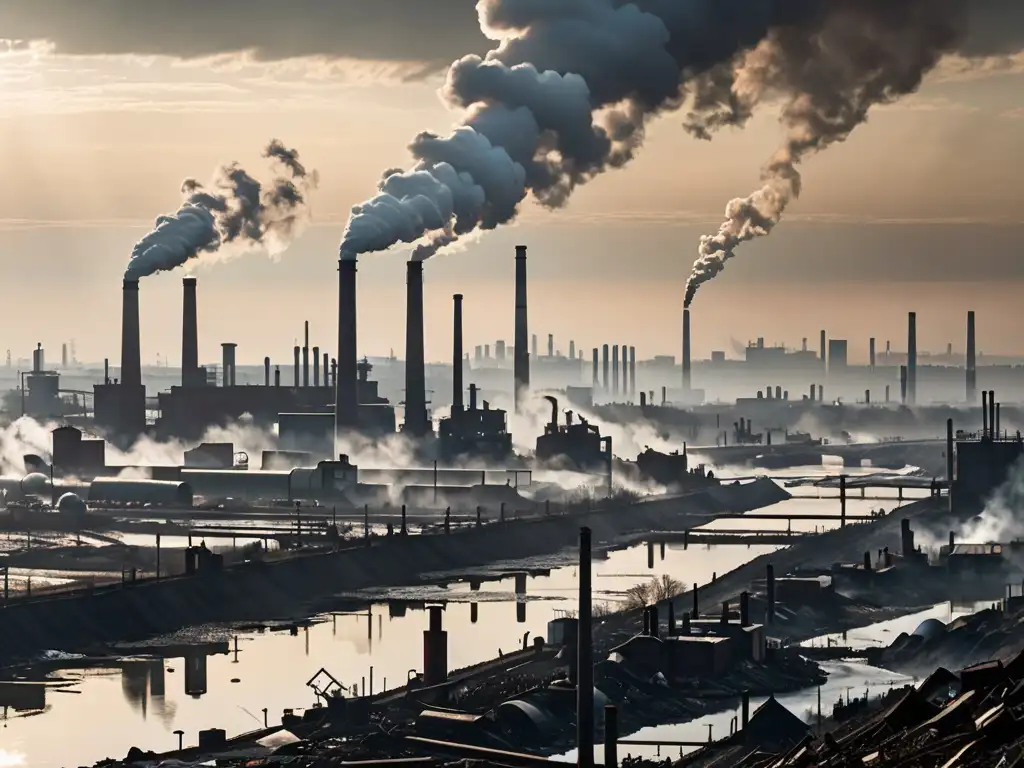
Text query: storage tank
88 479 193 506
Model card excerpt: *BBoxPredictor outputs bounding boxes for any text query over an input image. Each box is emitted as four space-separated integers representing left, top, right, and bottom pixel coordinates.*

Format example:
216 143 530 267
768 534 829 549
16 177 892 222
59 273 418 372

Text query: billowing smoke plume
683 0 974 307
125 139 318 279
339 0 1021 269
339 0 845 262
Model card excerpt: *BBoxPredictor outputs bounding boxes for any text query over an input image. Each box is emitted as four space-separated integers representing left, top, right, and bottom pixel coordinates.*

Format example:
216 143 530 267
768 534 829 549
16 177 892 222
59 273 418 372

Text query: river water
0 469 930 768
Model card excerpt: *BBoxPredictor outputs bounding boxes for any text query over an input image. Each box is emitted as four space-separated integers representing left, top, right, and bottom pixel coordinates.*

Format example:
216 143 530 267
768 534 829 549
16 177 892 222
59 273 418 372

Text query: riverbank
0 478 789 660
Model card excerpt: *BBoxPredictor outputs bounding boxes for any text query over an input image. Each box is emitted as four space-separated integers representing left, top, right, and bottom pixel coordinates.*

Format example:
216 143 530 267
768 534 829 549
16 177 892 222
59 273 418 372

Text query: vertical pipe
181 277 199 387
900 366 908 405
819 330 826 369
513 245 529 413
452 294 464 413
966 311 977 404
577 527 594 768
336 257 359 429
403 260 429 436
907 312 917 406
313 346 320 387
274 366 281 387
629 347 636 399
683 308 692 392
612 345 619 396
946 418 955 514
982 390 989 437
547 333 554 358
987 393 995 442
264 357 271 387
569 340 575 360
601 345 609 392
996 402 1001 439
303 320 310 388
592 348 599 387
869 337 876 370
603 706 618 768
840 475 847 528
293 346 301 387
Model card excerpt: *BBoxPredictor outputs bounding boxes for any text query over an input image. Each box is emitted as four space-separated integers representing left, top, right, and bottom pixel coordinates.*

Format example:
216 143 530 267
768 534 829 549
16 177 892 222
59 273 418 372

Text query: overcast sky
0 1 1022 368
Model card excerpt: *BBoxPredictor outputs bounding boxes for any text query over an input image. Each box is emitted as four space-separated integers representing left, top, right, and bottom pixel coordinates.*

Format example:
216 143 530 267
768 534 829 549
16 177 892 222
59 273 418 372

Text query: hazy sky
0 1 1022 369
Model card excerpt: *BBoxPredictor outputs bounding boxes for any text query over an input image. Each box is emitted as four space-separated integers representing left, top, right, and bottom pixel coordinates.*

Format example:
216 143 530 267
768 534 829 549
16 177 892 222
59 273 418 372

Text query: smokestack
683 308 692 392
303 321 310 387
313 346 320 386
819 330 826 369
336 258 359 430
989 390 996 440
592 348 599 387
181 277 199 387
121 279 142 388
221 343 236 387
293 346 300 386
629 347 636 398
983 390 989 437
547 333 554 358
453 294 464 414
869 337 876 370
612 345 619 395
577 526 594 768
513 245 529 412
264 356 271 386
403 260 429 437
900 366 908 405
601 345 609 392
946 418 955 514
323 352 329 388
569 340 575 360
907 312 917 406
966 311 977 404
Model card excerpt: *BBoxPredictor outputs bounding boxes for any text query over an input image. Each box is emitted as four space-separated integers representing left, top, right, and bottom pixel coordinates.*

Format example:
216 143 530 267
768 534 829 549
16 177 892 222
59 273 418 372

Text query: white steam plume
958 456 1024 543
125 139 318 280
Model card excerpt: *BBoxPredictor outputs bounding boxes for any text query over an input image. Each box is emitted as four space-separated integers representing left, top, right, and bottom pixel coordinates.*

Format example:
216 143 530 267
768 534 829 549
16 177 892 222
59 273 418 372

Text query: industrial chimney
403 260 430 437
869 337 876 370
513 246 530 412
452 294 464 413
336 257 359 430
303 321 310 388
966 311 976 404
121 279 142 388
683 308 692 391
907 311 917 406
602 344 609 391
119 278 146 436
181 277 199 387
592 348 599 387
819 330 826 369
629 346 636 398
612 345 619 395
221 343 237 387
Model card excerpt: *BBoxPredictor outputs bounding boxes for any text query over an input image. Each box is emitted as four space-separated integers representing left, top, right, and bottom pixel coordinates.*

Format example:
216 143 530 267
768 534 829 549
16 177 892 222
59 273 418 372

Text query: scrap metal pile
709 650 1024 767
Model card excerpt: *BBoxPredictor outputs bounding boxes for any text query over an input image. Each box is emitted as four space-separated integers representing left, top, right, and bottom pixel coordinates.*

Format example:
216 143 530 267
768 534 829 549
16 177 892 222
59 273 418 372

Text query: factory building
95 273 395 444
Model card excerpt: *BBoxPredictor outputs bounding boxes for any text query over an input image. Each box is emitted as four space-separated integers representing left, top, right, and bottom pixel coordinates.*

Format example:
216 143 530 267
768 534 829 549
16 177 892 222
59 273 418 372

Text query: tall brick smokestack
907 311 917 406
403 260 429 436
966 311 976 404
336 258 359 431
118 278 146 437
453 294 464 414
181 277 199 387
513 245 529 413
121 279 142 388
683 309 692 392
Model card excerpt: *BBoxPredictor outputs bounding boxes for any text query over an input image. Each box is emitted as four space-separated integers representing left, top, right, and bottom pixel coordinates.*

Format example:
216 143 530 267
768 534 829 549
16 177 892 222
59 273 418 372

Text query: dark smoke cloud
340 0 816 261
125 140 318 280
682 0 1013 308
340 0 1024 265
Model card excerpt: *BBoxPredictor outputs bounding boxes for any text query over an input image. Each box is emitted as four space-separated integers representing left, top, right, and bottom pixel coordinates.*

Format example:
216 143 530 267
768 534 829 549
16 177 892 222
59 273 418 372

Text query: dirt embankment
0 479 785 661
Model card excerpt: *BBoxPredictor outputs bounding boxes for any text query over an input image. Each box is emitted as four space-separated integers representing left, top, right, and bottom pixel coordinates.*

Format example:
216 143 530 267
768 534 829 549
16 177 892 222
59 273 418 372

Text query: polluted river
1 466 931 768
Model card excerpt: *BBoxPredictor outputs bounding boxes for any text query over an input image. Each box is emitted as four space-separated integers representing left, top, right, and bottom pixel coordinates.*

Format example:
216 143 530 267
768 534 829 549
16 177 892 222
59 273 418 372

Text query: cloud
0 0 487 73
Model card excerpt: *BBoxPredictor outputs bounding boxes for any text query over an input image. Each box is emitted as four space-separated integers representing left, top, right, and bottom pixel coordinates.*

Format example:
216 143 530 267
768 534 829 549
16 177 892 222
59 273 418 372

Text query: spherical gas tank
57 492 88 516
